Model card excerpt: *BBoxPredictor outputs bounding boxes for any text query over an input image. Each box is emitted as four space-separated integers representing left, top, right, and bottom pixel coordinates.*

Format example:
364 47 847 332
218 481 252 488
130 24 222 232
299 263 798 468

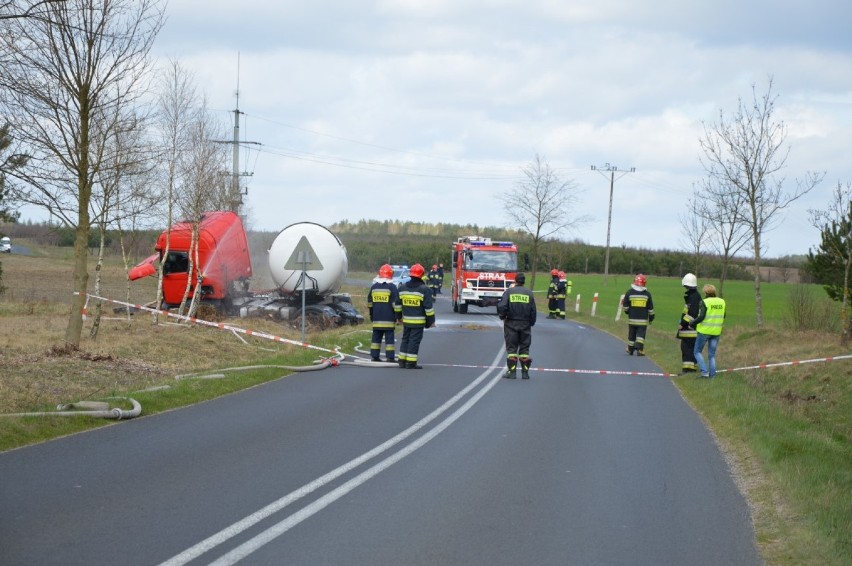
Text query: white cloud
17 0 852 258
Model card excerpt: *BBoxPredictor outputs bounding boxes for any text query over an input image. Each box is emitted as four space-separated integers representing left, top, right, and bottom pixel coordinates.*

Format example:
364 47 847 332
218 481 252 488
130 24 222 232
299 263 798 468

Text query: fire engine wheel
458 302 468 314
452 300 459 313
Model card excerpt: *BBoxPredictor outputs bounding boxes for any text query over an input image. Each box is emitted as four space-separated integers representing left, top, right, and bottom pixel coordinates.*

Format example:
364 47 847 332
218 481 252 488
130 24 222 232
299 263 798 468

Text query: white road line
159 348 506 566
209 357 506 565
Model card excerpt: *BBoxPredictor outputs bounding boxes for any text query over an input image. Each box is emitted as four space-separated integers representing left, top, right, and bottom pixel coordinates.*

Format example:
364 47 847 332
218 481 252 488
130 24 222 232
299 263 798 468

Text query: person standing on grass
691 283 726 378
677 273 701 374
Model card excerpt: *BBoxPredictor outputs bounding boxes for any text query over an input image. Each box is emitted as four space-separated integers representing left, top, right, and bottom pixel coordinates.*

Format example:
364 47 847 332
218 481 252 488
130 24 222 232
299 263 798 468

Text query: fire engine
451 236 519 314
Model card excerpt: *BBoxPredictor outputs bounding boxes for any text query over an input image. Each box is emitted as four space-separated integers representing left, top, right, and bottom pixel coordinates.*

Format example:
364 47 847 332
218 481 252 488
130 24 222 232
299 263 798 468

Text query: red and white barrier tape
74 292 338 355
432 353 852 379
75 292 851 378
428 362 677 378
712 354 852 375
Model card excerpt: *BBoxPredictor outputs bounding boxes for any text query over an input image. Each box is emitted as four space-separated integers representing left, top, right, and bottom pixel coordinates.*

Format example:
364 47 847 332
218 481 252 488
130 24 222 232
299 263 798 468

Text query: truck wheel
302 311 329 330
459 302 468 314
452 300 459 313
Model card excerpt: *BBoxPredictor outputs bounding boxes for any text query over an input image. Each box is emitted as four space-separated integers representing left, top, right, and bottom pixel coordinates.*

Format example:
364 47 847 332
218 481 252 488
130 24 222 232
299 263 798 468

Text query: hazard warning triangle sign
284 236 324 270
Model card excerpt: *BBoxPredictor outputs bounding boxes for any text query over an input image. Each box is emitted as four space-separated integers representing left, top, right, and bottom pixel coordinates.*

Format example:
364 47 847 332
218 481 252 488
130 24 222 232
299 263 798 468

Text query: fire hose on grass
0 353 389 421
0 398 142 420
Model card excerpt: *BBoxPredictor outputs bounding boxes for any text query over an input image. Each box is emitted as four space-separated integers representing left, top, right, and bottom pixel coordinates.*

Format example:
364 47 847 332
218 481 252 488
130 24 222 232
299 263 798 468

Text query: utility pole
214 55 260 218
591 163 635 286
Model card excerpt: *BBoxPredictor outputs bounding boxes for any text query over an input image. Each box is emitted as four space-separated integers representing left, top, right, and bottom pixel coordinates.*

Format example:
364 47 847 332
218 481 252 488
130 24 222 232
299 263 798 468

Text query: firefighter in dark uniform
366 264 401 362
547 268 560 318
428 264 441 299
677 273 701 373
497 272 537 379
622 273 655 356
556 271 568 319
437 263 445 294
395 263 435 369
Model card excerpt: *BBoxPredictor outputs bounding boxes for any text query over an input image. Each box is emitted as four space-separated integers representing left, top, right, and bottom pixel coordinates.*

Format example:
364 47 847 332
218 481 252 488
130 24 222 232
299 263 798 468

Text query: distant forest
327 219 806 283
3 218 808 283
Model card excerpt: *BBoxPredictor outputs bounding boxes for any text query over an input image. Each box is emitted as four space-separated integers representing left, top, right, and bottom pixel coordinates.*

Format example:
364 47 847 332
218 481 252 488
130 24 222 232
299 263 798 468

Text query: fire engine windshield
465 250 518 272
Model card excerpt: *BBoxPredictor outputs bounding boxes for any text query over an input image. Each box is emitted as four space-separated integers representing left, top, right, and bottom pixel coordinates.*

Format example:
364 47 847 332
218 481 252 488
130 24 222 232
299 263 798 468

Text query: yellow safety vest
696 297 726 336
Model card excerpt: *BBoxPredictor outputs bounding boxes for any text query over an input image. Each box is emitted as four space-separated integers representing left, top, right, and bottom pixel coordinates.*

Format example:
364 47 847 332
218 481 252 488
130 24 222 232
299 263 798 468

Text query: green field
532 272 840 331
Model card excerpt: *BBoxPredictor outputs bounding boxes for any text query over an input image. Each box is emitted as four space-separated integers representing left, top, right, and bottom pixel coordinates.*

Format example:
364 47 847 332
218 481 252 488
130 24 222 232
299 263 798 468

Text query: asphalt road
0 293 761 565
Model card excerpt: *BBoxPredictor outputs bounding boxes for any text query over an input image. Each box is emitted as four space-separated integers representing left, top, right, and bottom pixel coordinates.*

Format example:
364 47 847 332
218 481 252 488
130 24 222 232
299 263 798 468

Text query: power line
255 144 524 181
591 162 636 286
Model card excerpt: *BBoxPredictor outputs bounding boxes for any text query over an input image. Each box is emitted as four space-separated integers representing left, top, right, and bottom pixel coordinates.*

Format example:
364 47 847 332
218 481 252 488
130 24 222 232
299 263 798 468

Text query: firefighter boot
398 359 406 369
406 361 423 370
503 360 517 379
521 360 531 380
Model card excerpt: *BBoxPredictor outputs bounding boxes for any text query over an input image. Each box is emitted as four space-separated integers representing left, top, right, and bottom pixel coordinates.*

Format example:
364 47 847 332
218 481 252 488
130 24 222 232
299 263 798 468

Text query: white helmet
681 273 697 288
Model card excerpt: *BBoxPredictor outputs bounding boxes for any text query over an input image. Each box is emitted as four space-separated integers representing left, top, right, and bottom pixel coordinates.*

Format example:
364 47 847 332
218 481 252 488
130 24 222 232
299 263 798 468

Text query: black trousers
680 336 697 370
400 326 425 362
504 320 532 369
627 324 648 352
370 326 395 360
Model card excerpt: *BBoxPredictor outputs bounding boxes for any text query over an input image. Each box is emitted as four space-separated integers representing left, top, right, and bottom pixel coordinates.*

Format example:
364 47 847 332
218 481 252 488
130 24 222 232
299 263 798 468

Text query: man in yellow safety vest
691 283 726 378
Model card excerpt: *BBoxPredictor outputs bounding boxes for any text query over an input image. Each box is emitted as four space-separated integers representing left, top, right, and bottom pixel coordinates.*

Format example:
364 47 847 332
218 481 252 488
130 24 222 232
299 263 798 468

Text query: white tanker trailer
234 221 363 326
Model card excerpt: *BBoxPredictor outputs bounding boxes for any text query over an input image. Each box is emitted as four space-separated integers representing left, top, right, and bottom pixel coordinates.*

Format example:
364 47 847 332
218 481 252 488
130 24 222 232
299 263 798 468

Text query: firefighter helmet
551 268 559 276
633 274 647 286
409 263 425 278
558 271 565 279
379 264 393 279
681 273 697 288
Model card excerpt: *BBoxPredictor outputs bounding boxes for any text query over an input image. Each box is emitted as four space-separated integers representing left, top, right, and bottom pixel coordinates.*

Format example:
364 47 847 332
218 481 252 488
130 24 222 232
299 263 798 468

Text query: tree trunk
753 234 764 327
89 229 106 339
65 223 90 348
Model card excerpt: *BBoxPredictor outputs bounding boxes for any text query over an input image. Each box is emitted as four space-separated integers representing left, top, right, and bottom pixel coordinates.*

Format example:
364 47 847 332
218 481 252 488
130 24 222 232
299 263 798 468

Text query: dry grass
0 249 369 414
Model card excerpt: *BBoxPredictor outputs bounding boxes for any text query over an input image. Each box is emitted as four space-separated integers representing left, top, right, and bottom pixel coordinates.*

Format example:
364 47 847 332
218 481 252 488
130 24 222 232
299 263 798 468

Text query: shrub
784 284 841 333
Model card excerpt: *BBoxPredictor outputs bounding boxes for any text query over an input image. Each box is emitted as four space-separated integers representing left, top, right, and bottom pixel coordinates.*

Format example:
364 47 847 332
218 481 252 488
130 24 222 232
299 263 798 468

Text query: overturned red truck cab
129 211 252 309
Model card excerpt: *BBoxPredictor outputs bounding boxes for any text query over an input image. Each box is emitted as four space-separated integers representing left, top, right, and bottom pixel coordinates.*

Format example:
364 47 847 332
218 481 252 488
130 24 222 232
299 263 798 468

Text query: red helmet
379 264 393 279
633 274 647 286
558 271 565 279
409 263 425 278
551 269 559 276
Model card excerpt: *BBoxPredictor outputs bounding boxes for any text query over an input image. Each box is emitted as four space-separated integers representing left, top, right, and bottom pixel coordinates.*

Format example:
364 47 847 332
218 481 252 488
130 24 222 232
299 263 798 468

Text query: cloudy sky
149 0 852 257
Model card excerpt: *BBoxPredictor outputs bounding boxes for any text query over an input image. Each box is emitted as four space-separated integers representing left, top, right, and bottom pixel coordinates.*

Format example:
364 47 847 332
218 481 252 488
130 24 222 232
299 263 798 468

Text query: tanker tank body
268 222 348 296
236 222 363 326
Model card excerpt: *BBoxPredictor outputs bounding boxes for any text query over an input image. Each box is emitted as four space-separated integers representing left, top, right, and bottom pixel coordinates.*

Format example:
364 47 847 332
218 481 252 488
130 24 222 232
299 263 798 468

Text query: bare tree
0 0 66 21
501 154 589 290
173 97 228 318
679 192 712 276
698 77 823 326
0 0 164 347
692 175 752 295
89 109 156 338
152 60 198 322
